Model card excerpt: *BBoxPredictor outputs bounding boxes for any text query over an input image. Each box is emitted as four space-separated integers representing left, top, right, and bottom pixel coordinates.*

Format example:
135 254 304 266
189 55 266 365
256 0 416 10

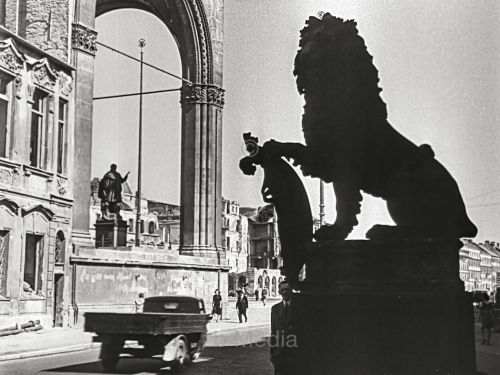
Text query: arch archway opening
92 9 182 247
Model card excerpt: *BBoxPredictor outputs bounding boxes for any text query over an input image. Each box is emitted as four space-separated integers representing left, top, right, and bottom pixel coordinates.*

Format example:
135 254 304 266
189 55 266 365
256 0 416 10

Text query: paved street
0 335 273 375
2 329 500 375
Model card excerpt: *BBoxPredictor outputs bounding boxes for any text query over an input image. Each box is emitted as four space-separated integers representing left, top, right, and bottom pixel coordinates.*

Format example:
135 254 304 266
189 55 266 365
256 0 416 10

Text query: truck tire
171 339 188 373
100 337 123 372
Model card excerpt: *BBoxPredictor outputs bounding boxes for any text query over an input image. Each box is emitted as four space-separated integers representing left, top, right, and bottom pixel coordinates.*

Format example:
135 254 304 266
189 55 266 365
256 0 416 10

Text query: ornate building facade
0 5 74 327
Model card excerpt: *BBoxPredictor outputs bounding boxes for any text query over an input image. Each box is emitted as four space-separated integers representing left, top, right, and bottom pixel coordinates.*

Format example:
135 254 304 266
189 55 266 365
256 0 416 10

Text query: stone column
180 84 224 257
70 2 97 246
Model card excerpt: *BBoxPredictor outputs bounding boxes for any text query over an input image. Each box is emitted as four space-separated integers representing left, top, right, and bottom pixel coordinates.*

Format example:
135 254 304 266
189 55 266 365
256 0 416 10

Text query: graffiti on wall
75 265 221 307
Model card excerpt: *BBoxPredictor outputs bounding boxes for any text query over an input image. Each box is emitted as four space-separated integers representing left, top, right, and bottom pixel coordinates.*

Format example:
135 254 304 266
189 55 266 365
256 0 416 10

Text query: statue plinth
95 219 128 248
292 239 476 375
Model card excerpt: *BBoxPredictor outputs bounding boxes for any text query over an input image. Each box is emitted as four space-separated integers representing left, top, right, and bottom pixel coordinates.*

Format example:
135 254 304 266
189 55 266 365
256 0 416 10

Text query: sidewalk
0 300 274 362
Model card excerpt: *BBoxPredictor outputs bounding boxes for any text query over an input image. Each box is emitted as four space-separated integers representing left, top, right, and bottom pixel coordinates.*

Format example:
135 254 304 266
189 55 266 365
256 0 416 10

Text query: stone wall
70 247 230 325
23 0 70 61
1 0 70 62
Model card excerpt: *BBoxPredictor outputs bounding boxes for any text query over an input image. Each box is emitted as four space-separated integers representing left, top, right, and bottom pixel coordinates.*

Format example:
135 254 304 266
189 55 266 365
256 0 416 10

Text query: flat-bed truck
84 296 211 372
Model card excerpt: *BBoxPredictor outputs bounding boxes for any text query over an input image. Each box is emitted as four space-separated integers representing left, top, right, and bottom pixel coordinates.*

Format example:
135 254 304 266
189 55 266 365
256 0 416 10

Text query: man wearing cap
270 281 296 374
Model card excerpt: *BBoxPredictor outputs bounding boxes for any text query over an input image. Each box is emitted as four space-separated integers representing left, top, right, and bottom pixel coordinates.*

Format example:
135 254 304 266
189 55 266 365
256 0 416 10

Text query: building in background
148 201 181 250
229 205 282 297
222 198 248 274
460 239 500 292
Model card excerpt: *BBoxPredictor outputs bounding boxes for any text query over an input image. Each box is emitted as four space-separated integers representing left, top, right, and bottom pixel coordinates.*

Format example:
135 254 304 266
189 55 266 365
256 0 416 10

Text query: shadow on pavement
41 357 170 374
41 342 273 375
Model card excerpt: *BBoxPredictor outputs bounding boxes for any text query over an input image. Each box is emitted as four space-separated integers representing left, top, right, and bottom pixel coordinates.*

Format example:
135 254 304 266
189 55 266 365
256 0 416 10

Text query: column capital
181 84 225 108
71 23 97 56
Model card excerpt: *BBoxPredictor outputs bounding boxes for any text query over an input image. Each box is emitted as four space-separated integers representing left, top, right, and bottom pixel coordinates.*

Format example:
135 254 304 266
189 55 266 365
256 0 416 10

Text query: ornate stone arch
0 196 20 216
71 0 224 256
21 204 55 220
95 0 216 86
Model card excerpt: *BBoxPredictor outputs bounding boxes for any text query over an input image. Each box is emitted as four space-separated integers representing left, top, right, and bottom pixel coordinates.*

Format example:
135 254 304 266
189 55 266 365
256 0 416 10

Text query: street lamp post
319 180 325 226
135 38 146 247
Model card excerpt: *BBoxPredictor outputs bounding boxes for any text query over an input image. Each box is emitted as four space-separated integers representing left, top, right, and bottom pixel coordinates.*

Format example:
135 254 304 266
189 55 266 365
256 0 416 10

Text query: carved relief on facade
0 38 26 75
14 75 23 99
30 58 58 92
26 82 35 102
71 23 97 56
181 83 224 107
207 86 225 107
181 83 207 105
56 177 68 196
58 72 73 97
182 0 212 83
0 232 8 296
0 168 13 185
48 94 55 113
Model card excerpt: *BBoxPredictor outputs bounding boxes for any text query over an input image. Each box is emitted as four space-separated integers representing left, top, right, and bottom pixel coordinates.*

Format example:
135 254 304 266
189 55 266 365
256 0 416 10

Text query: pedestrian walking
236 290 249 323
255 286 262 301
261 288 268 306
134 292 145 313
480 293 495 345
212 289 223 322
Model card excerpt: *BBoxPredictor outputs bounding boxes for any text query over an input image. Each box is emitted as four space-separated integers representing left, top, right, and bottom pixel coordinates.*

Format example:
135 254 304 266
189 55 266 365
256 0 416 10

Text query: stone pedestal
94 219 127 248
291 239 476 375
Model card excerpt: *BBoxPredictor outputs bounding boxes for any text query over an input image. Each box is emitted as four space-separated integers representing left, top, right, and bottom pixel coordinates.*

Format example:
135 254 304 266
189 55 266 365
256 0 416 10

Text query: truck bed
84 312 208 336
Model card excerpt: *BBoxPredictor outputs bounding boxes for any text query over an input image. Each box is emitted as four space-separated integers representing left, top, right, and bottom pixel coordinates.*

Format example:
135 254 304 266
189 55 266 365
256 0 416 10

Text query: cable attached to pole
96 40 192 85
93 88 181 101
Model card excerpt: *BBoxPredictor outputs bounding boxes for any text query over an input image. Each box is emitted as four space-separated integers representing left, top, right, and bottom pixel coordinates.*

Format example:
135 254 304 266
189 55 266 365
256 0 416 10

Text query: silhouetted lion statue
263 13 477 240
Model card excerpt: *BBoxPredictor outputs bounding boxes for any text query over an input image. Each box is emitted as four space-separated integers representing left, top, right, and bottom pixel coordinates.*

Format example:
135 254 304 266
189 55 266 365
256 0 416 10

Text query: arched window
54 231 65 264
271 276 277 296
148 221 155 234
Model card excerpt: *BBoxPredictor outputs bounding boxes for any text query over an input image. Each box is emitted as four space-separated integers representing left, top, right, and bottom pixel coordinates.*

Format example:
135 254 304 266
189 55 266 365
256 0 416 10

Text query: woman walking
212 289 223 322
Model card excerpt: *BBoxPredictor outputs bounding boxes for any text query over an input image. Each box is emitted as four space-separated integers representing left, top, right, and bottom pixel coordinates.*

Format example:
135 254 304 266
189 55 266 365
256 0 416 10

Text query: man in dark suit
270 281 297 375
236 290 248 323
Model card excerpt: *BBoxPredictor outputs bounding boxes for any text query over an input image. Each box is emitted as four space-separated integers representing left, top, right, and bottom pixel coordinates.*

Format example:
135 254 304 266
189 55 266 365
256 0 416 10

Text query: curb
0 342 101 362
207 323 268 336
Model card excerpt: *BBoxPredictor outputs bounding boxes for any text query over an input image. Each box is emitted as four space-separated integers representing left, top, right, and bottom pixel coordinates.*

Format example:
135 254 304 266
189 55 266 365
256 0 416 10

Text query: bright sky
92 0 500 242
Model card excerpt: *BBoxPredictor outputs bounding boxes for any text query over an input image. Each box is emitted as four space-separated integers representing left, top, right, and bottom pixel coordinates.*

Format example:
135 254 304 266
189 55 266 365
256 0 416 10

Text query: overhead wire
96 40 191 85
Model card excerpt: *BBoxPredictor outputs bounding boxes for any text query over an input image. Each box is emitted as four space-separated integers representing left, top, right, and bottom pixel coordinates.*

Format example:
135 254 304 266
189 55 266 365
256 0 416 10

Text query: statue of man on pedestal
98 164 130 220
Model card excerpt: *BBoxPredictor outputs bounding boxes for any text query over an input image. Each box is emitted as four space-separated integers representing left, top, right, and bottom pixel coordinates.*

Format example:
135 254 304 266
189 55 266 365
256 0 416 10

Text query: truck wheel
100 337 123 372
171 339 187 373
